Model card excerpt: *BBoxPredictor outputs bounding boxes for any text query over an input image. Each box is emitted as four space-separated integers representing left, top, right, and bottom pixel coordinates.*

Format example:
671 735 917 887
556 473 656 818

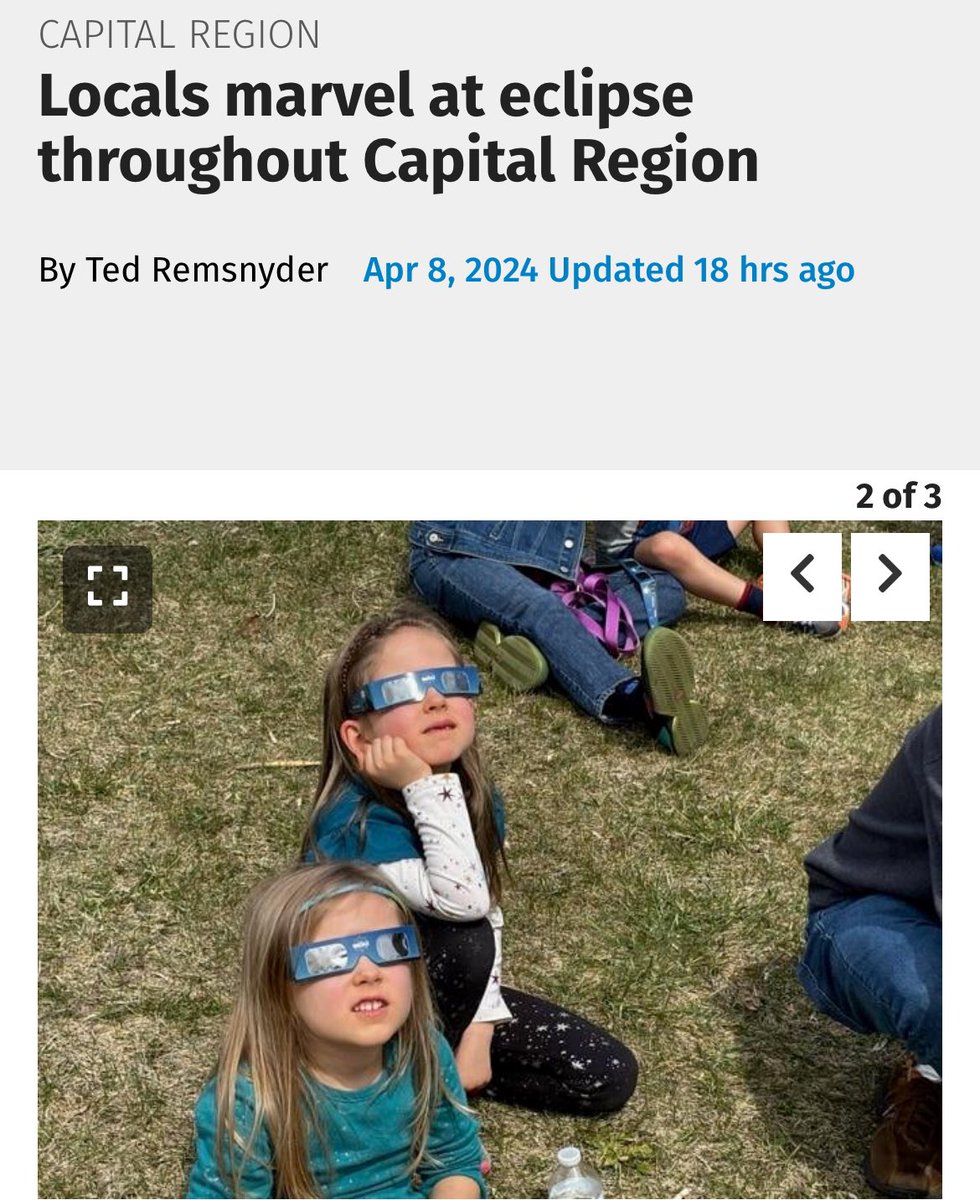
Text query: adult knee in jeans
798 895 942 1073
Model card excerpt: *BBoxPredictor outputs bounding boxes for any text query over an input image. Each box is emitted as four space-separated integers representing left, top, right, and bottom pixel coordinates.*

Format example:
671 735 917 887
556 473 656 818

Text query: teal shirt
311 777 506 867
187 1033 485 1198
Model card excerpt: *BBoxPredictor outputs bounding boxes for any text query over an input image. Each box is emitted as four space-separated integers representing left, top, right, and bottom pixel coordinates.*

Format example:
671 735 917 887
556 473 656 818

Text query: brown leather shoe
865 1060 942 1198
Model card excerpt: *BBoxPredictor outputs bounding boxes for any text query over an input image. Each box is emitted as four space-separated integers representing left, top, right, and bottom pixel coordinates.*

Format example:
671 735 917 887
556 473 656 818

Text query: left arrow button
791 554 816 593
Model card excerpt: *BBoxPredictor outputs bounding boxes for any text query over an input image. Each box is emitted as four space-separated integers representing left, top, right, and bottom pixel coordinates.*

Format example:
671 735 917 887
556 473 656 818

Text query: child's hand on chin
358 734 433 791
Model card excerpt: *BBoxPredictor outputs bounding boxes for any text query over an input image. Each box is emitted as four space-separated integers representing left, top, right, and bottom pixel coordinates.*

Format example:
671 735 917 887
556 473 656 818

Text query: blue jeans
797 893 942 1074
409 548 637 720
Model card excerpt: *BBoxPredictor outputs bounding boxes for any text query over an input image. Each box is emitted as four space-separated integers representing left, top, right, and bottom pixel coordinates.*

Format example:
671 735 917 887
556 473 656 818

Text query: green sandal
473 622 549 692
641 627 708 757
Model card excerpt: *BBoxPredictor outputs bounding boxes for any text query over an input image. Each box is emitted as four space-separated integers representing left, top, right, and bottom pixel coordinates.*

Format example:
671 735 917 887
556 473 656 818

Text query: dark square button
62 545 153 633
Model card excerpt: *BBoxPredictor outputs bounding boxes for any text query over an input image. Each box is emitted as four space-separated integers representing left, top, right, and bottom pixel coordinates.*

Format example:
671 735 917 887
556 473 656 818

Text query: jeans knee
801 899 942 1063
499 577 564 629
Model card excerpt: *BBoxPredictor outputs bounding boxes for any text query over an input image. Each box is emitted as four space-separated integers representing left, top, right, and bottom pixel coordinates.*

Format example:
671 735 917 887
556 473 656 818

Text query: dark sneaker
865 1061 942 1198
641 627 708 756
473 622 549 691
785 618 843 638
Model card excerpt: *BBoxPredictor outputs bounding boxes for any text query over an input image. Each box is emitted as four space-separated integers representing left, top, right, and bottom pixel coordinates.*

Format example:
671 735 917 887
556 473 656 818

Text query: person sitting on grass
797 705 941 1199
303 603 639 1114
187 860 486 1199
595 520 849 638
409 520 708 757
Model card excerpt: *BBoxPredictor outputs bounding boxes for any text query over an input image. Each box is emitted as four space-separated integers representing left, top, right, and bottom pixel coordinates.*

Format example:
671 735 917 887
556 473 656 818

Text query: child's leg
484 988 638 1114
410 549 636 720
749 519 790 551
414 914 495 1049
636 530 749 609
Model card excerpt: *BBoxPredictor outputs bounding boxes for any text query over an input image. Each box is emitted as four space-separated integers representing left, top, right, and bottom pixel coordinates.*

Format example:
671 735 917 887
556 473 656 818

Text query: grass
37 519 941 1198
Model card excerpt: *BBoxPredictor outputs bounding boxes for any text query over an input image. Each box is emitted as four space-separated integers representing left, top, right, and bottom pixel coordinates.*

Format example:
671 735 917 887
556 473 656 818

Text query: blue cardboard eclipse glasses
347 665 481 715
291 925 421 981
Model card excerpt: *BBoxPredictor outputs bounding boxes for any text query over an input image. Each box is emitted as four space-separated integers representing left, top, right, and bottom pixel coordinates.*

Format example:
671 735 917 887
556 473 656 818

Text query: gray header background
8 2 973 466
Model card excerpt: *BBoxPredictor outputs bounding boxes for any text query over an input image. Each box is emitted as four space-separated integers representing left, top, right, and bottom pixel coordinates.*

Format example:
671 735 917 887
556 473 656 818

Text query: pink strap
550 570 639 656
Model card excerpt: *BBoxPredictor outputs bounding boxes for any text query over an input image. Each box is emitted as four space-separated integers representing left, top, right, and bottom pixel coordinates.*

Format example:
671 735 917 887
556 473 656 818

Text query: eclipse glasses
347 665 482 715
291 925 421 981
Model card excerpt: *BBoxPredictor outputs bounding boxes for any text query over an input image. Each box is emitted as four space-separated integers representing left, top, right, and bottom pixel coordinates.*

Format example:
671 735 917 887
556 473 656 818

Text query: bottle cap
557 1147 582 1168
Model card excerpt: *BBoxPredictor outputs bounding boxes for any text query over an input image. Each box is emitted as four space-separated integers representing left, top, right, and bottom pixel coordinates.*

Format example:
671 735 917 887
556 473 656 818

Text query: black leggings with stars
415 914 638 1114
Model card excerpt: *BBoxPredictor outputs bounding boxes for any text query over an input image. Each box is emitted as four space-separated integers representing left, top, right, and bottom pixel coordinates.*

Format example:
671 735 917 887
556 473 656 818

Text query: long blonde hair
212 860 452 1198
302 603 505 903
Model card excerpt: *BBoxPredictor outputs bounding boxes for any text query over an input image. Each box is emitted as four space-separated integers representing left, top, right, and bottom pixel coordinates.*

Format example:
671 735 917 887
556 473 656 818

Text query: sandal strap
550 569 639 656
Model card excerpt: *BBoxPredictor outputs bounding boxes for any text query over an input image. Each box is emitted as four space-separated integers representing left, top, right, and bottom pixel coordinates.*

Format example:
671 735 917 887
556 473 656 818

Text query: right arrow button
878 554 902 593
850 533 930 622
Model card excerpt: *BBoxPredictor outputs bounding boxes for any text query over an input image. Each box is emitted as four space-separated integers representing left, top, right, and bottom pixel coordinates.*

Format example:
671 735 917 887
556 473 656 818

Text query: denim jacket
409 521 586 580
409 520 686 631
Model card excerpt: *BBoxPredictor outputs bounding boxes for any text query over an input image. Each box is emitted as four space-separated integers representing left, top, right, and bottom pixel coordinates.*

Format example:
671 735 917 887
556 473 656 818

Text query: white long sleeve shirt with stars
311 771 512 1025
390 774 511 1025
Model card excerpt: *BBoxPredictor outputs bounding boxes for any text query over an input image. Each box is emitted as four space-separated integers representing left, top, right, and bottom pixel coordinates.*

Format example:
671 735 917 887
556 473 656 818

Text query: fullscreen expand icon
62 545 153 633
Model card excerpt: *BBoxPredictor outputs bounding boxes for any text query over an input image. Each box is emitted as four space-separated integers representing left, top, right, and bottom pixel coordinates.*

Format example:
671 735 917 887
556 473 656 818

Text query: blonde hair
211 860 452 1198
302 602 505 903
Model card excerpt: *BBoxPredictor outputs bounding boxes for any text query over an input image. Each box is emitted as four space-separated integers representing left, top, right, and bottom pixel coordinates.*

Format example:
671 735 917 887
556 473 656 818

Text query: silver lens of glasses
306 942 349 975
379 675 420 707
439 668 470 693
374 931 410 962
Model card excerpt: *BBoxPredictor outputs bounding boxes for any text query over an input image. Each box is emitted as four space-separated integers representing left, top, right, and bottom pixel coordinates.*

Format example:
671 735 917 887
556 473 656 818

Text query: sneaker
785 617 844 639
640 627 708 756
758 573 850 638
864 1060 942 1199
473 622 549 691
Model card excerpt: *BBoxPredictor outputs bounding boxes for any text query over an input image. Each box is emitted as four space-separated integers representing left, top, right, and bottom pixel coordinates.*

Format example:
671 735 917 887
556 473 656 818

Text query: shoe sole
642 627 708 756
473 622 549 691
666 702 710 758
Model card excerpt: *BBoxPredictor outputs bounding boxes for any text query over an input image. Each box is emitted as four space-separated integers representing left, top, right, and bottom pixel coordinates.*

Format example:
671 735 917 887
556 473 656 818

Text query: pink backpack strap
550 569 639 656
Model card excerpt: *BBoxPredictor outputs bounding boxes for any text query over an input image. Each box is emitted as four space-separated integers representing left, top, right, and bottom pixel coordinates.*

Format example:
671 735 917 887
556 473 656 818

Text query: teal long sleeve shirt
187 1032 486 1199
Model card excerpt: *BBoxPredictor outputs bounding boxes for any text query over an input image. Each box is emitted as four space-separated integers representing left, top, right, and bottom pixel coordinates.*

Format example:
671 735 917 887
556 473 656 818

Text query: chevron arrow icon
791 554 815 593
879 554 902 593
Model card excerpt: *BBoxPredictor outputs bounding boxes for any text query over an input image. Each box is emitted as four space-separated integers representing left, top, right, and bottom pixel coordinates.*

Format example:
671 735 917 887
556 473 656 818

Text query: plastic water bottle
547 1146 604 1199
